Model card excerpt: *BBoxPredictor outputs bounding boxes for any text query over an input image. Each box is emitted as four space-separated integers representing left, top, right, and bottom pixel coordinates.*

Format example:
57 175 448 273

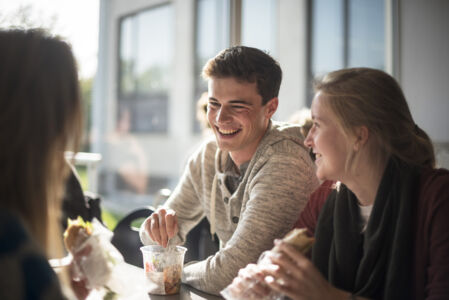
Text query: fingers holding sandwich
261 228 315 283
223 228 315 299
268 239 313 272
262 232 345 300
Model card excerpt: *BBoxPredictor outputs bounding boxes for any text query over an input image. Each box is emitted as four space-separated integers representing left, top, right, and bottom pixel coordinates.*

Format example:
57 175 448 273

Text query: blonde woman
0 29 84 299
230 68 449 300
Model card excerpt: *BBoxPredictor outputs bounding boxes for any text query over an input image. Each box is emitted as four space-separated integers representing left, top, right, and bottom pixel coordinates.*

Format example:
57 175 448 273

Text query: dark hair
314 67 435 168
0 28 82 254
202 46 282 105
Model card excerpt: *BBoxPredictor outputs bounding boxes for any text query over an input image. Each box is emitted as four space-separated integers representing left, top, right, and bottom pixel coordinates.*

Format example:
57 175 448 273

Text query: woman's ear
353 126 369 151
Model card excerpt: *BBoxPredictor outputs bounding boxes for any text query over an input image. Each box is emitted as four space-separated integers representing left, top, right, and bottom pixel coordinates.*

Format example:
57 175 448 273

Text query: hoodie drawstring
210 173 218 241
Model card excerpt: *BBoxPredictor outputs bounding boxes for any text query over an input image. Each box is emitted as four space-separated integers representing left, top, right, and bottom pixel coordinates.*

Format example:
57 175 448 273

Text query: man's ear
264 97 278 118
353 126 369 151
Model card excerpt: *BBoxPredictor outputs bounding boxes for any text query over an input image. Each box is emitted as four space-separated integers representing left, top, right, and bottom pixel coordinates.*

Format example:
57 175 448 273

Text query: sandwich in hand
220 228 314 300
63 217 116 289
64 217 93 253
274 228 314 255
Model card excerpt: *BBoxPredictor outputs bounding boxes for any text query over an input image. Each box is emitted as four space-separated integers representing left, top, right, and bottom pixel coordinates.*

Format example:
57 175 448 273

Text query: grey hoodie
140 121 319 294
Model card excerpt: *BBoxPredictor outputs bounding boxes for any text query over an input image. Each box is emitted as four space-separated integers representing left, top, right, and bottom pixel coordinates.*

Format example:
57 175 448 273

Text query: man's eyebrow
208 97 252 106
229 100 252 105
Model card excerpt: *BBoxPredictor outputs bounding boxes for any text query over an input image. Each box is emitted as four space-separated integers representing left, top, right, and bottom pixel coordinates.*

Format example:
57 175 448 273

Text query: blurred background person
288 108 315 161
196 91 213 137
105 107 148 195
288 107 313 139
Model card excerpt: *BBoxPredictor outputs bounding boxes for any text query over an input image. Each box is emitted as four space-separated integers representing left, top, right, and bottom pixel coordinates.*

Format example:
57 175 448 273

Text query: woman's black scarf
312 157 420 300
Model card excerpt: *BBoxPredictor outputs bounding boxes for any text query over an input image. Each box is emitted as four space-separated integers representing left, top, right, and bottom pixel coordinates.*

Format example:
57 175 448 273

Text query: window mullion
343 0 349 68
230 0 242 46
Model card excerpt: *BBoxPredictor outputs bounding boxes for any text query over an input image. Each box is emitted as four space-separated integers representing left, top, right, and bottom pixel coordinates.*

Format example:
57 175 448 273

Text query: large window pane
135 7 173 95
311 0 387 87
100 4 174 214
196 0 230 72
194 0 230 133
311 0 345 77
119 17 136 95
348 0 385 69
241 0 277 57
118 4 173 133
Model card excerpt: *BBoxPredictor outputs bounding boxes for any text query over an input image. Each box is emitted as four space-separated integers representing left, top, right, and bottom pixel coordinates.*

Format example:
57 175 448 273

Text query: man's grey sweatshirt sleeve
182 153 318 294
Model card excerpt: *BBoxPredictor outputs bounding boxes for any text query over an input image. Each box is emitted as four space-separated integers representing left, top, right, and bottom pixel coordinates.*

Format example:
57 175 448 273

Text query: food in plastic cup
140 245 187 295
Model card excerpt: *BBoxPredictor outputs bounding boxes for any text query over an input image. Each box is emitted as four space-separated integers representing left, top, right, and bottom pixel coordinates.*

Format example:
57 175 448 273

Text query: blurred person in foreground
229 67 449 300
0 29 87 299
139 46 319 294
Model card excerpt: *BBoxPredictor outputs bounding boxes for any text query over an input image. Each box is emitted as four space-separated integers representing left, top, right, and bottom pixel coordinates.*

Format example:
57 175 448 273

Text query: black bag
61 169 103 230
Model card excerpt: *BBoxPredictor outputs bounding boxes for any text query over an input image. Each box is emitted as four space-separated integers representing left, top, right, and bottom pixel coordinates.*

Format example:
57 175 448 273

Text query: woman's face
304 92 353 181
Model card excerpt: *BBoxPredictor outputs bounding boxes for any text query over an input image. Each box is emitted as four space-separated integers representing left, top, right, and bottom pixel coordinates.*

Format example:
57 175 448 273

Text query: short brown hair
202 46 282 105
314 67 435 169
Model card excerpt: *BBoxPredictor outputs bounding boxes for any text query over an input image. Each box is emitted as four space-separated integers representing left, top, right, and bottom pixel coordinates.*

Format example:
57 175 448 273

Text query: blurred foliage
1 3 94 152
131 218 146 229
102 210 122 231
0 4 59 30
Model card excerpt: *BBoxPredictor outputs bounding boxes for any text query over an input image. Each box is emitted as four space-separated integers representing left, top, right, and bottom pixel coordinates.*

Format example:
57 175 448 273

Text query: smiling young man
139 46 319 294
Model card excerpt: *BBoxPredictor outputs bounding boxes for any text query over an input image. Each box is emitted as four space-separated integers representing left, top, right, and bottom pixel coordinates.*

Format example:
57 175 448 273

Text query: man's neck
229 134 264 167
229 152 252 169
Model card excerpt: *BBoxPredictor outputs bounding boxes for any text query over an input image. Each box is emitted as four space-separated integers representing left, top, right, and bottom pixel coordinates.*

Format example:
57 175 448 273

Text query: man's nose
216 106 232 123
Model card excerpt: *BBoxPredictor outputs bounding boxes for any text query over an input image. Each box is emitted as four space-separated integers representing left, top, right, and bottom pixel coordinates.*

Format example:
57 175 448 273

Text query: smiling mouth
217 127 241 136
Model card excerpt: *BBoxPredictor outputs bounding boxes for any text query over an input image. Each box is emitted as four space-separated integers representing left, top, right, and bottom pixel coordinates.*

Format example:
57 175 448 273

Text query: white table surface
86 262 223 300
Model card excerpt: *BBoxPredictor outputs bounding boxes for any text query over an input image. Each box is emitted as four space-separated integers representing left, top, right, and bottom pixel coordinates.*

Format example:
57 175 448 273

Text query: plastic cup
140 245 187 295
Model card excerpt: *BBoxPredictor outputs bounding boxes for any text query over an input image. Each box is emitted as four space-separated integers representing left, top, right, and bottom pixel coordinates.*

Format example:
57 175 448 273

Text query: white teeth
315 153 322 158
219 128 239 135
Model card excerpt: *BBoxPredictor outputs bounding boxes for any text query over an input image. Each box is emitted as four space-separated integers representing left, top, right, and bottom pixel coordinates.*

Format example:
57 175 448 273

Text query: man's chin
216 143 232 152
215 140 236 152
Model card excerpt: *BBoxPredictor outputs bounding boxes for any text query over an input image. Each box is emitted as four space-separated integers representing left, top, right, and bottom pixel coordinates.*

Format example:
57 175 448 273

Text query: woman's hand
225 263 271 299
261 240 350 300
70 244 92 300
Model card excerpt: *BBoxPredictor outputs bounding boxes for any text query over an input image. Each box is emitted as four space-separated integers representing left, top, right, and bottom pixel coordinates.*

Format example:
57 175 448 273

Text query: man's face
207 77 278 166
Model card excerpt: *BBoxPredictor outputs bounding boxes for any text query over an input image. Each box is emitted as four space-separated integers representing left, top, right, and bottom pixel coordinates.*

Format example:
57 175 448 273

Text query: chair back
111 207 153 267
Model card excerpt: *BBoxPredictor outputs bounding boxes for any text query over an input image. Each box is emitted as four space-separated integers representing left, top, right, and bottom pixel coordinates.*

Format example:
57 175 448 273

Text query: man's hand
145 208 178 247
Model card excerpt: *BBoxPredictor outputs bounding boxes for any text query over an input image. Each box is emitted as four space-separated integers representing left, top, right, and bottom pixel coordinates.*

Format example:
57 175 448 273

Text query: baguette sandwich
63 217 115 288
274 228 314 254
64 217 93 253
